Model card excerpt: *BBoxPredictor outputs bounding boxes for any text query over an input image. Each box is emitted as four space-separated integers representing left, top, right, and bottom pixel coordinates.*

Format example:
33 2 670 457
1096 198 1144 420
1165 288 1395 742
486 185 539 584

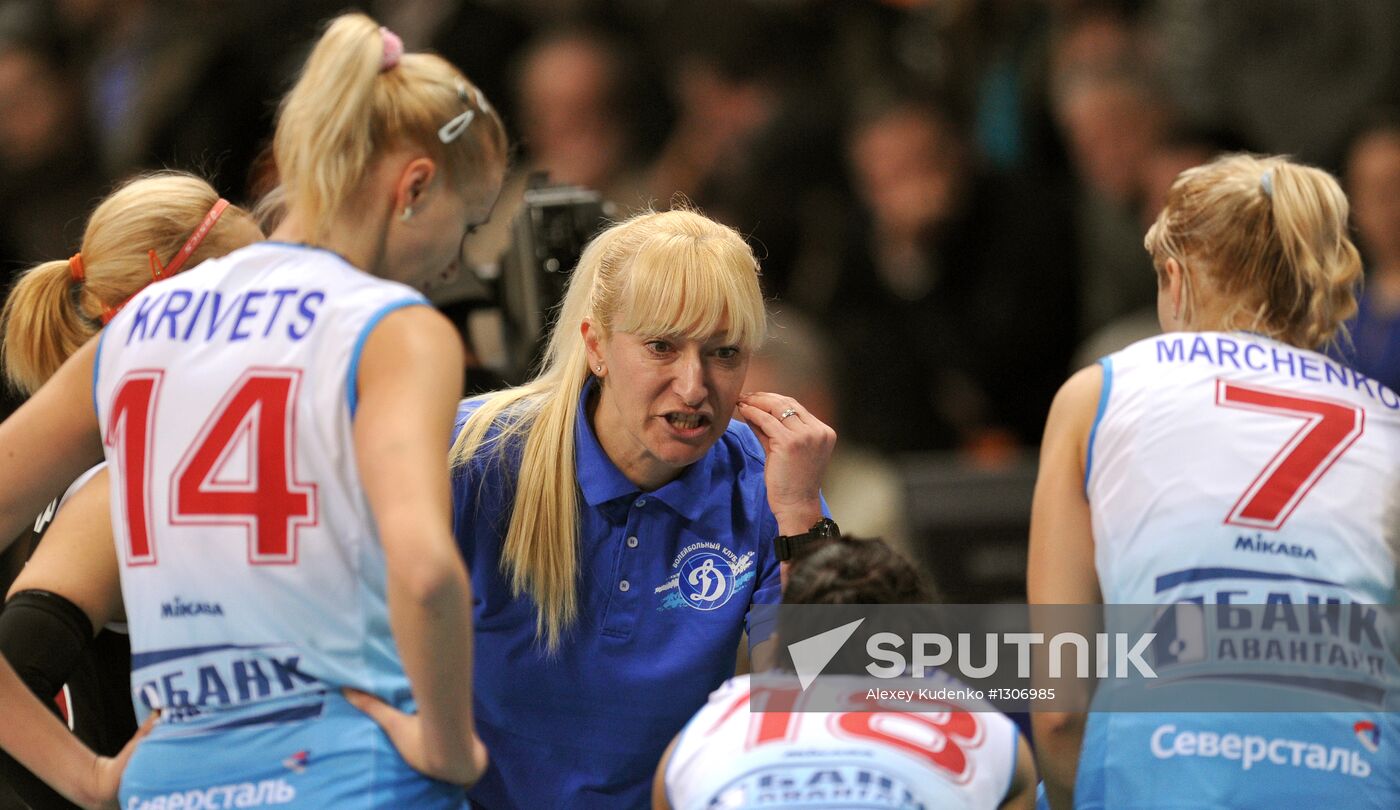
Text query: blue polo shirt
451 385 783 809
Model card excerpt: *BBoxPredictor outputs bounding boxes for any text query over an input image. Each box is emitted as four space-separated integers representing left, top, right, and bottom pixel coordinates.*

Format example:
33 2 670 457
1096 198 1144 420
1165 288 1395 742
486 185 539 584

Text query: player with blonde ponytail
1 172 261 396
0 171 259 810
0 12 506 809
1030 154 1399 808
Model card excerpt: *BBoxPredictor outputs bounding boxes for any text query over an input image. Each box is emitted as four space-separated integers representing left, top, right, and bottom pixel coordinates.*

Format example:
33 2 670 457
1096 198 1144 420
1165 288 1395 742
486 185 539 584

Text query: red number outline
831 692 984 783
168 368 319 565
1215 380 1364 530
738 685 985 782
106 370 163 566
744 686 803 748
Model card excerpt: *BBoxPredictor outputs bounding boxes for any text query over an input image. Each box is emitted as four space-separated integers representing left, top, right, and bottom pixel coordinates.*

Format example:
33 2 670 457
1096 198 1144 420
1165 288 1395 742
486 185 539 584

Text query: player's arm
0 338 104 548
652 734 680 810
1027 364 1102 810
0 468 126 808
344 305 487 786
8 467 124 626
0 337 147 809
999 733 1040 810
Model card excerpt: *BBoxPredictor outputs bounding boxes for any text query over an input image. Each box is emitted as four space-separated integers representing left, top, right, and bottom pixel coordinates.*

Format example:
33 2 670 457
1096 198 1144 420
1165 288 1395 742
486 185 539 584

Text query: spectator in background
830 95 1077 459
646 0 781 208
53 0 323 198
515 27 654 210
1336 114 1400 393
0 28 105 267
1149 0 1400 170
646 0 843 298
1073 128 1244 367
1049 8 1169 340
0 18 109 425
373 0 532 135
747 308 912 563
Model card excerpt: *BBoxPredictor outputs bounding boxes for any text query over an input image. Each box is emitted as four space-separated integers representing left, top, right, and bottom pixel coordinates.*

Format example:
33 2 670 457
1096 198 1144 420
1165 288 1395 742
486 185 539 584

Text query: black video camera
437 175 612 385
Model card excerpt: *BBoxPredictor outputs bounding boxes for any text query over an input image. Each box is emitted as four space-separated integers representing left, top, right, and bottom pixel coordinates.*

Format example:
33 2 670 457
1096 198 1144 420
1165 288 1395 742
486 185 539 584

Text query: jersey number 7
107 368 319 566
1214 380 1363 531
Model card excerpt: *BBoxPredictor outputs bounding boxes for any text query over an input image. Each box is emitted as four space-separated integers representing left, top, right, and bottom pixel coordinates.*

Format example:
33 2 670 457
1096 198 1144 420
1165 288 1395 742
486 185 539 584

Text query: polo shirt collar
573 380 718 522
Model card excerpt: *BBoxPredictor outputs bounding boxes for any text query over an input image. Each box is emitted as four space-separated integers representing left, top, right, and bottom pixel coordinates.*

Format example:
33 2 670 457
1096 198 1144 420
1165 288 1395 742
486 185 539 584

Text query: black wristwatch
773 518 840 561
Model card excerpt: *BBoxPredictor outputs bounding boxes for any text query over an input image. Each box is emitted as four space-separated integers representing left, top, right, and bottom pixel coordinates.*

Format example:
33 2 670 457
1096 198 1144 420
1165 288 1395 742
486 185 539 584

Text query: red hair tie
148 197 229 282
68 253 85 283
103 198 231 324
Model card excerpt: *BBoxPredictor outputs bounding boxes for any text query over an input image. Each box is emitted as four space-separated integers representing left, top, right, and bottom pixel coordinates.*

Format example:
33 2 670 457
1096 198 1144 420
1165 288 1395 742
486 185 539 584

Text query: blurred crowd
3 0 1400 482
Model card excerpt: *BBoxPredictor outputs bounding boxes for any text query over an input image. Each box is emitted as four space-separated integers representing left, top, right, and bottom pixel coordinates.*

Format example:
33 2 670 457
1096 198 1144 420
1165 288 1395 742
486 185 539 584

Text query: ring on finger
780 407 798 420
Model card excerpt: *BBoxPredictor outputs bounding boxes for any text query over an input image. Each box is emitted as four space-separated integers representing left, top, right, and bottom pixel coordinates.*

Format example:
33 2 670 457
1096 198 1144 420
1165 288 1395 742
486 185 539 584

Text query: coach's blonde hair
451 209 767 650
1145 153 1361 350
1 172 258 395
272 13 507 240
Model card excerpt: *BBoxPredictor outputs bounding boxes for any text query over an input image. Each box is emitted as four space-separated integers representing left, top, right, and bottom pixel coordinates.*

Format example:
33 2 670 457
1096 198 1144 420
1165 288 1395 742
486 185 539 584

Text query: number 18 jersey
666 673 1020 810
95 242 429 719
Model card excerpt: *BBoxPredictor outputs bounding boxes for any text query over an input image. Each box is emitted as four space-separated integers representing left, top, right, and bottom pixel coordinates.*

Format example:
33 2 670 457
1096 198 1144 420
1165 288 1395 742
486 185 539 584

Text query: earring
595 365 603 374
400 206 414 222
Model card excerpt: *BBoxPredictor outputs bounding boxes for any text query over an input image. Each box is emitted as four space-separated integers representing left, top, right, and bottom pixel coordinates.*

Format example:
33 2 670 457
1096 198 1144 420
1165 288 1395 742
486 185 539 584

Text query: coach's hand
344 688 489 786
736 391 835 535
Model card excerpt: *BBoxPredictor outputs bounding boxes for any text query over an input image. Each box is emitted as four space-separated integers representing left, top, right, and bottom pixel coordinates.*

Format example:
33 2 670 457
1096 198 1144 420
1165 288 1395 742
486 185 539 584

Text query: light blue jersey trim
1083 356 1113 493
92 327 109 422
346 298 428 417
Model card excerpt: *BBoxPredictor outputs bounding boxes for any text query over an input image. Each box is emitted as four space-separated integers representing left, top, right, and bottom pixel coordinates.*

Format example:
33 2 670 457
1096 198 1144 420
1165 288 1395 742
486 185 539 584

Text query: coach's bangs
611 232 766 350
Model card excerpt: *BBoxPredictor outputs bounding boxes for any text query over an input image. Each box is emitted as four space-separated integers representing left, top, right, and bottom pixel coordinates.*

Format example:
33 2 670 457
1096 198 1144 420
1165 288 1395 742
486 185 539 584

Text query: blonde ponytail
1144 153 1361 350
0 171 260 395
1264 162 1362 349
272 13 507 241
273 15 383 240
1 260 90 394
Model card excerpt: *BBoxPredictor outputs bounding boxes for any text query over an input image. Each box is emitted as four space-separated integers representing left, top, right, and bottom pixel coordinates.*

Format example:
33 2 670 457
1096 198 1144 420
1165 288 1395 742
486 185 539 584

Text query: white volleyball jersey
1077 332 1400 809
1088 332 1400 606
666 673 1019 810
94 242 429 719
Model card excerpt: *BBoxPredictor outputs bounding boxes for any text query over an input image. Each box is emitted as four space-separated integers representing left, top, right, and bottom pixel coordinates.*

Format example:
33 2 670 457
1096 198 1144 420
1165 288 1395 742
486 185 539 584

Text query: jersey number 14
107 368 319 566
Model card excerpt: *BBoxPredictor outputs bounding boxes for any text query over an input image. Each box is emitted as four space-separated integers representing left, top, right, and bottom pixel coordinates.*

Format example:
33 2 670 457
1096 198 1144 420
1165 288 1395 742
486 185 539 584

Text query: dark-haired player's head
784 536 932 606
776 537 933 676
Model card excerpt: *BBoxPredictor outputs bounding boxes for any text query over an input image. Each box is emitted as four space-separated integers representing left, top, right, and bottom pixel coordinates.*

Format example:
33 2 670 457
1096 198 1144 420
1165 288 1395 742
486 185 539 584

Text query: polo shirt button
627 536 639 548
619 580 631 592
636 498 648 507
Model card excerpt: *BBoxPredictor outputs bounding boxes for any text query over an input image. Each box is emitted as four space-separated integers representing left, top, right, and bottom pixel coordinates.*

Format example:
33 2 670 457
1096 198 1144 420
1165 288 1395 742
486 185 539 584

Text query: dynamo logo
1354 721 1380 753
679 551 736 611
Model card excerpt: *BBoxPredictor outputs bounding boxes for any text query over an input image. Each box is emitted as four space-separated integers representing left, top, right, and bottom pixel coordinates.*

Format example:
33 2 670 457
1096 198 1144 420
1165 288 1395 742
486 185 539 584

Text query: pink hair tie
379 27 403 72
